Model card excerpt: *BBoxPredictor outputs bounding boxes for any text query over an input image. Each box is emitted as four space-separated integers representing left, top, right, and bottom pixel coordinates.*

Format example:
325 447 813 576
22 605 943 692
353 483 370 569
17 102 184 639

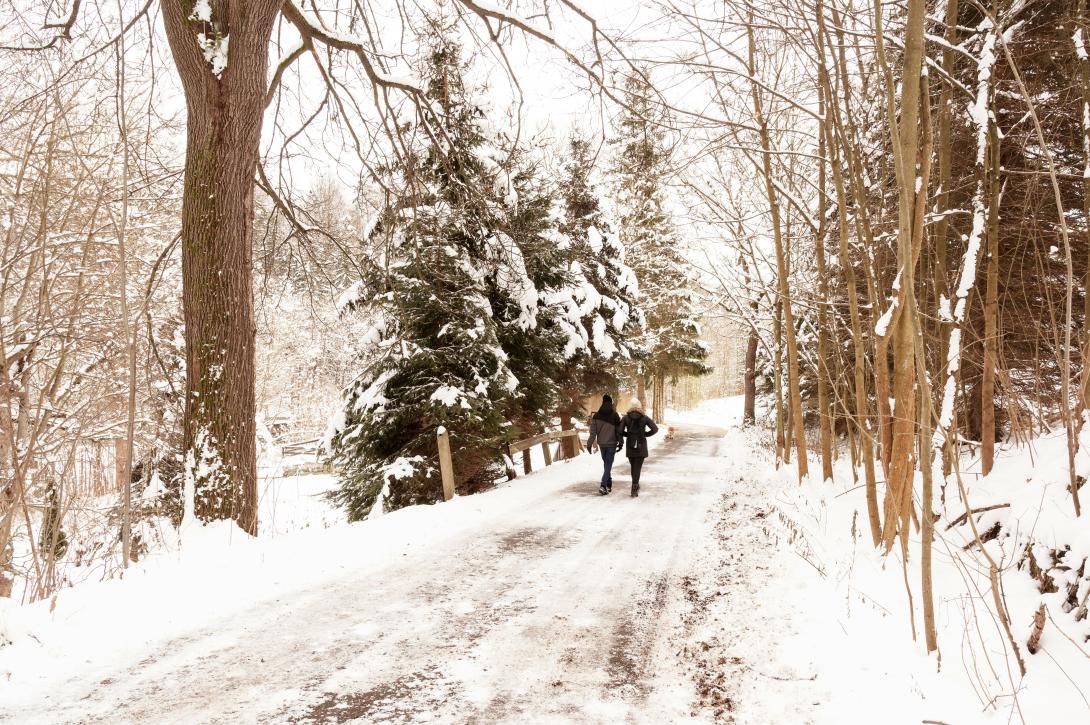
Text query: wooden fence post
541 441 553 466
436 426 455 502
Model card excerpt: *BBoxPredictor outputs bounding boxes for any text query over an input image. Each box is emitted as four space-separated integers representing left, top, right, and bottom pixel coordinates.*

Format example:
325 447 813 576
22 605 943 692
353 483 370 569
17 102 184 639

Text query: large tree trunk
162 2 280 535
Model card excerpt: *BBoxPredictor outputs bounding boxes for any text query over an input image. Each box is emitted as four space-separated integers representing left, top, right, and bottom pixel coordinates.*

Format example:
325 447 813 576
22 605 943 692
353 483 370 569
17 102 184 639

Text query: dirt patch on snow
496 526 573 555
291 666 454 724
605 573 670 701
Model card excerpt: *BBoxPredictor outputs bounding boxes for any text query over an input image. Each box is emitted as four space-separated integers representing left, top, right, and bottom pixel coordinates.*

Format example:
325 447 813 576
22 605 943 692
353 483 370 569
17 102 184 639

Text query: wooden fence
435 427 584 502
507 429 583 474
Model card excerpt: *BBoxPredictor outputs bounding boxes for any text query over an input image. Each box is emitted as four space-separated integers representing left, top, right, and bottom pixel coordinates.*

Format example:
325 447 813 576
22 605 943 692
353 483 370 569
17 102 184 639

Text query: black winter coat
620 411 658 459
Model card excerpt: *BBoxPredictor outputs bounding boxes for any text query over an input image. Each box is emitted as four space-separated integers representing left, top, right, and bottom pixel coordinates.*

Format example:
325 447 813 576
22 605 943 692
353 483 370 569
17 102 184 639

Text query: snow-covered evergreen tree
612 71 710 408
554 135 643 432
328 33 600 517
328 36 526 518
490 149 571 436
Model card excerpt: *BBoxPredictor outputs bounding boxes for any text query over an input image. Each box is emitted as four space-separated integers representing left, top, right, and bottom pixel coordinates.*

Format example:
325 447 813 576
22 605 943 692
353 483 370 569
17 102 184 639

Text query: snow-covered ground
3 398 1085 723
3 424 728 723
257 459 345 537
691 398 1090 723
666 396 746 429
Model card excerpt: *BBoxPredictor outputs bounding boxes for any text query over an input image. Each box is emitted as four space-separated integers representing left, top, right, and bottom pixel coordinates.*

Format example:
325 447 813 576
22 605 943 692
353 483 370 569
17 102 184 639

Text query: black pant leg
630 457 644 487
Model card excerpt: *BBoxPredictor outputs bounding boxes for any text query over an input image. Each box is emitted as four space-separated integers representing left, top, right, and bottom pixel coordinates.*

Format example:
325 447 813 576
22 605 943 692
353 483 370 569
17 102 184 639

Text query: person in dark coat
619 399 659 497
587 394 623 495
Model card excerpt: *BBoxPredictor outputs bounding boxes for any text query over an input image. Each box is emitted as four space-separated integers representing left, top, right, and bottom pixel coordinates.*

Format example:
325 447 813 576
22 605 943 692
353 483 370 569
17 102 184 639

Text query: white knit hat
629 398 643 410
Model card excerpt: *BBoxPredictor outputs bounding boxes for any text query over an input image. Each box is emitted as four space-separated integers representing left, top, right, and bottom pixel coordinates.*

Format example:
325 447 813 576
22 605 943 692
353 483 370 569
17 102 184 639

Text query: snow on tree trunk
162 1 282 534
937 23 998 435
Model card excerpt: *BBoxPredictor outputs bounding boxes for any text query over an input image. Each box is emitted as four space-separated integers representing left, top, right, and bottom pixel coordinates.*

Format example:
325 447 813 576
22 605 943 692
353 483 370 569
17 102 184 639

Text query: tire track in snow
23 427 731 724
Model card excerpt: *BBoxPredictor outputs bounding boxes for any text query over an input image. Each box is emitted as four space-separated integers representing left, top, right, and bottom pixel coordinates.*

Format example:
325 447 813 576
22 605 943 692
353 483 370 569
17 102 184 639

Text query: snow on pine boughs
561 136 643 357
612 71 709 381
553 134 645 405
327 205 516 516
328 32 579 519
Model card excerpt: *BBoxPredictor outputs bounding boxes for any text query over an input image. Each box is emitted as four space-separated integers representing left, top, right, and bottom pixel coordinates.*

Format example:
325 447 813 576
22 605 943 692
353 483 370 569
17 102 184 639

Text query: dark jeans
629 457 645 488
600 445 617 488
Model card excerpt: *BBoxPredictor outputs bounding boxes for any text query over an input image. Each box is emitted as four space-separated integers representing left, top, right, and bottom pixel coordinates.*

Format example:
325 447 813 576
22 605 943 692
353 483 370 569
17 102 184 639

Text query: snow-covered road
10 406 1077 724
11 427 742 723
7 421 863 724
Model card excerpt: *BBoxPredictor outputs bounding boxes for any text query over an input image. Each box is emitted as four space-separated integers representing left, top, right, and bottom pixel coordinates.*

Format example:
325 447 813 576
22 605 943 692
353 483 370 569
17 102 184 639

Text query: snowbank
667 394 746 429
0 449 609 712
768 423 1090 722
663 396 1088 721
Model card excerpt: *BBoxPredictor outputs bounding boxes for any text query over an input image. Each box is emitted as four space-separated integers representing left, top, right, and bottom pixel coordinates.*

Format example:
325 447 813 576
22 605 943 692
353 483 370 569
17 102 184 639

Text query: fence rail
436 427 584 501
508 429 581 455
279 437 322 456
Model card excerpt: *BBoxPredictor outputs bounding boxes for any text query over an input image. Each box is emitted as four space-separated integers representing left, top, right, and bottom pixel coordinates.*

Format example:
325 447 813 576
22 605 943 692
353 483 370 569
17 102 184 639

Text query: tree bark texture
652 372 666 424
981 121 1001 476
162 1 281 535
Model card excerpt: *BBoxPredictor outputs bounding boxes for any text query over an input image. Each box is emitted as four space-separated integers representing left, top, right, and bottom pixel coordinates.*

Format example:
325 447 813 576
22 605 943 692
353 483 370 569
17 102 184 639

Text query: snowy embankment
666 399 940 722
680 396 1090 723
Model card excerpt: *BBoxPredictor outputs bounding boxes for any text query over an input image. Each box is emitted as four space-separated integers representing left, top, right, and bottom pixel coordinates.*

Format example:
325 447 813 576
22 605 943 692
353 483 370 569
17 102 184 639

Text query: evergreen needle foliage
613 71 711 383
328 34 652 519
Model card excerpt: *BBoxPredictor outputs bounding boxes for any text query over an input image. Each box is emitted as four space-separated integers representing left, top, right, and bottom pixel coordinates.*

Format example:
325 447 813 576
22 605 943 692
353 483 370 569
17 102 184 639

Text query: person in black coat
587 394 622 494
618 399 659 497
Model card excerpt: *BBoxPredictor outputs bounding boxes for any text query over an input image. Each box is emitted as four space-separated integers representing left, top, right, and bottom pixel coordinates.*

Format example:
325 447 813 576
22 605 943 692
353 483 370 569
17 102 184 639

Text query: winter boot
599 484 609 495
631 484 639 497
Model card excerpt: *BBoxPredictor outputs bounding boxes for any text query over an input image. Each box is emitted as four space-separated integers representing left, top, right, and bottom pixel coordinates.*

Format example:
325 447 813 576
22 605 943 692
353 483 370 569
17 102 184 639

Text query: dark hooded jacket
588 402 622 449
620 410 658 459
